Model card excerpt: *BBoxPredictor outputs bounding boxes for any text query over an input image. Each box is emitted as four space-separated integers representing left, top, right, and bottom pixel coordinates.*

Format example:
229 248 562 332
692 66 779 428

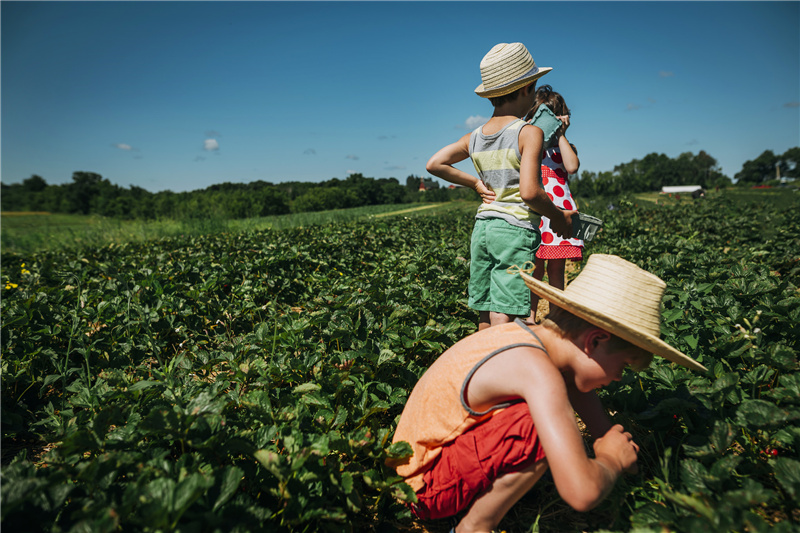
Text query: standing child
426 43 574 330
525 86 583 322
387 254 707 533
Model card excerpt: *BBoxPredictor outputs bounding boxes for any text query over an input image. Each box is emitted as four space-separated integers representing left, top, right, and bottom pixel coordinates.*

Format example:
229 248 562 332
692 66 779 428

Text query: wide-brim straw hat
519 254 707 372
475 42 552 98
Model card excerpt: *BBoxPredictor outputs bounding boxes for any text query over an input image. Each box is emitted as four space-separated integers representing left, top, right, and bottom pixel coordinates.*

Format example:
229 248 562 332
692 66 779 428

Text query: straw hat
520 254 707 372
475 42 552 98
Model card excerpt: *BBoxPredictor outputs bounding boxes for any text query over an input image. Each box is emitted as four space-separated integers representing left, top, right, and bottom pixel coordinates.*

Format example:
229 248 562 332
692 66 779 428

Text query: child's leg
529 259 546 322
546 258 566 290
490 311 518 327
456 459 549 533
478 311 491 331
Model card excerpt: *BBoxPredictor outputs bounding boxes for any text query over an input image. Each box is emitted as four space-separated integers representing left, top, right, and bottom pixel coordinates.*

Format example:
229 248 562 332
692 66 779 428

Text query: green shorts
468 218 541 316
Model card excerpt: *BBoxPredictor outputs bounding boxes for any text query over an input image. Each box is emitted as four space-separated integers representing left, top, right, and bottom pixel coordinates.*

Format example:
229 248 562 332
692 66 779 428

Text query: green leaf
292 382 321 394
683 334 698 350
709 420 735 454
735 399 790 427
772 457 800 499
128 380 163 392
680 459 708 493
213 466 244 512
173 473 213 519
391 481 418 503
385 440 413 460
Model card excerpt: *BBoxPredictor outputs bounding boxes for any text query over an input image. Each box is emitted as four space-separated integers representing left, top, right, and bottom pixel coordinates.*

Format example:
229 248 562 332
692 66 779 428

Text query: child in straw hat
387 254 707 533
426 42 575 331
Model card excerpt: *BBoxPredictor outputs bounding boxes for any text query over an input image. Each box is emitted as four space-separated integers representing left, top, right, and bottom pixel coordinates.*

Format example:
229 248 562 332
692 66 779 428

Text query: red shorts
535 245 583 260
411 402 546 521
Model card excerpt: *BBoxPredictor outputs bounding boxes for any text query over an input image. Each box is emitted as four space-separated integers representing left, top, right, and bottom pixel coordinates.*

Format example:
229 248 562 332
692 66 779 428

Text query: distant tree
67 171 105 214
22 174 48 192
780 147 800 178
406 174 421 190
735 150 778 185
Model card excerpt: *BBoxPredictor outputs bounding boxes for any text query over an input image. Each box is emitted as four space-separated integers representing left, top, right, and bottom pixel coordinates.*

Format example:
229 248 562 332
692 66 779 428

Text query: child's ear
584 328 611 353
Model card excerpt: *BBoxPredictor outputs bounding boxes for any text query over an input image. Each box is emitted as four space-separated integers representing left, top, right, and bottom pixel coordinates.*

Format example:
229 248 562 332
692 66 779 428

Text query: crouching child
386 254 707 533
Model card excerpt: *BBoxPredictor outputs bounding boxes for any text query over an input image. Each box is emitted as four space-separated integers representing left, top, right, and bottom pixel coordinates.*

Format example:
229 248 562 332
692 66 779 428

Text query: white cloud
114 143 133 151
460 115 490 130
346 154 359 160
659 71 674 77
204 139 220 151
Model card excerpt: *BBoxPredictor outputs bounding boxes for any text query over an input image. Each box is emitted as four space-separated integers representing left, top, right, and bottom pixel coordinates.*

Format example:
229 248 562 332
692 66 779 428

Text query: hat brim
475 67 552 98
520 271 708 372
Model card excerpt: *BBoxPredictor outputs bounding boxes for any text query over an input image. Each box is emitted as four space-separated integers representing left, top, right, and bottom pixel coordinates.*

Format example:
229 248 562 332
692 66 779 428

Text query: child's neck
481 98 532 135
533 325 580 374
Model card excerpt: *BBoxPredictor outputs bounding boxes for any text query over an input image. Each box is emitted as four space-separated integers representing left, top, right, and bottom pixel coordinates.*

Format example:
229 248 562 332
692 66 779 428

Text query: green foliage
2 192 799 531
735 148 800 185
1 214 476 531
2 172 478 221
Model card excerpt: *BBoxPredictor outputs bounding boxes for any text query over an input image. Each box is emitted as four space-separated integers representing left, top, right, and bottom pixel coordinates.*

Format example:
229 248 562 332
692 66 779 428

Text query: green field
1 202 474 255
2 191 799 532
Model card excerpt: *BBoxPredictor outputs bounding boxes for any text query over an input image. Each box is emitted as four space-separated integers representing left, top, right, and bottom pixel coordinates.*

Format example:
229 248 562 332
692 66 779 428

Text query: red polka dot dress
537 146 583 260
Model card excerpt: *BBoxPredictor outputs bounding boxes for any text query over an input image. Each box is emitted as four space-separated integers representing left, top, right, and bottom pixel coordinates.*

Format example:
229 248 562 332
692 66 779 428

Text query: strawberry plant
2 193 799 531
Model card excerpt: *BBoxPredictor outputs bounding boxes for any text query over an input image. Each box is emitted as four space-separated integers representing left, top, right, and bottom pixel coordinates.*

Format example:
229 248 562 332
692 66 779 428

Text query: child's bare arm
556 116 580 175
426 134 496 203
567 385 613 439
466 346 638 512
518 126 574 238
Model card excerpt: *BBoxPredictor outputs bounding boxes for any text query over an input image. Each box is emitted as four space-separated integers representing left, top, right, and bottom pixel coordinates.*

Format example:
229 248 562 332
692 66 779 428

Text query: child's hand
594 424 639 475
556 115 570 136
550 209 576 239
475 180 496 204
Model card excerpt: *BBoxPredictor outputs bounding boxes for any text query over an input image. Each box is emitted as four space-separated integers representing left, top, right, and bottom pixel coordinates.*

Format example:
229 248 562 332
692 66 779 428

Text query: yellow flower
5 282 18 289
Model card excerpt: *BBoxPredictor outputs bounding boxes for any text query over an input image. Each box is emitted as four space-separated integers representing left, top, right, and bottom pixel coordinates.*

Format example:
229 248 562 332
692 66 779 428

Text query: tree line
2 148 797 220
0 172 472 220
569 148 799 198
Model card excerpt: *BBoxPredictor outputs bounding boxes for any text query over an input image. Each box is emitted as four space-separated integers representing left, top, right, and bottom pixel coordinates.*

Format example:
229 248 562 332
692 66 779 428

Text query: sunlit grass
1 202 479 255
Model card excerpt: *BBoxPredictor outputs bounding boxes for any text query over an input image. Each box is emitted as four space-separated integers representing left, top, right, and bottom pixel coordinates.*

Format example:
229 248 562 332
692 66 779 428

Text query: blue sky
2 1 798 193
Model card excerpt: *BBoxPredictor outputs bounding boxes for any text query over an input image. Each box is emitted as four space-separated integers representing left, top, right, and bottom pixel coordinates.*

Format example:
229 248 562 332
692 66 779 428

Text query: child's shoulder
518 122 544 153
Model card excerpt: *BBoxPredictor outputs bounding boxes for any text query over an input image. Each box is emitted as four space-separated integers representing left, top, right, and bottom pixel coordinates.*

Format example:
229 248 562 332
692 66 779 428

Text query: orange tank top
387 319 547 492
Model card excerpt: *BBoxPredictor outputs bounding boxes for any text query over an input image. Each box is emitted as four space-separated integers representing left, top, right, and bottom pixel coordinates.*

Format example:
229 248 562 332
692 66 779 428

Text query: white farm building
661 185 704 194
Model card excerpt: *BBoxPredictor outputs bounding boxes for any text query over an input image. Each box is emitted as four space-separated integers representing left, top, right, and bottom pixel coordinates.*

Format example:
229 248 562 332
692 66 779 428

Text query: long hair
525 85 570 121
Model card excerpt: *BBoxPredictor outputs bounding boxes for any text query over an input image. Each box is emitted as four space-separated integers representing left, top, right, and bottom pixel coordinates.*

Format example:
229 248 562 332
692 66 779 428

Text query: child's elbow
425 159 437 175
559 482 604 512
425 156 442 176
520 189 537 205
564 494 600 513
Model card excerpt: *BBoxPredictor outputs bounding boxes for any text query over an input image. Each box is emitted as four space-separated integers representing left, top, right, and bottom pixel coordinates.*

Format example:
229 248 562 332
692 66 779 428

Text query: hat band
483 65 540 92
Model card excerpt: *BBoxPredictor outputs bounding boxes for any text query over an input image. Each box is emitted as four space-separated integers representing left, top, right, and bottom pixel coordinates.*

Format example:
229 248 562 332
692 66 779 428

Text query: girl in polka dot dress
525 86 582 321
